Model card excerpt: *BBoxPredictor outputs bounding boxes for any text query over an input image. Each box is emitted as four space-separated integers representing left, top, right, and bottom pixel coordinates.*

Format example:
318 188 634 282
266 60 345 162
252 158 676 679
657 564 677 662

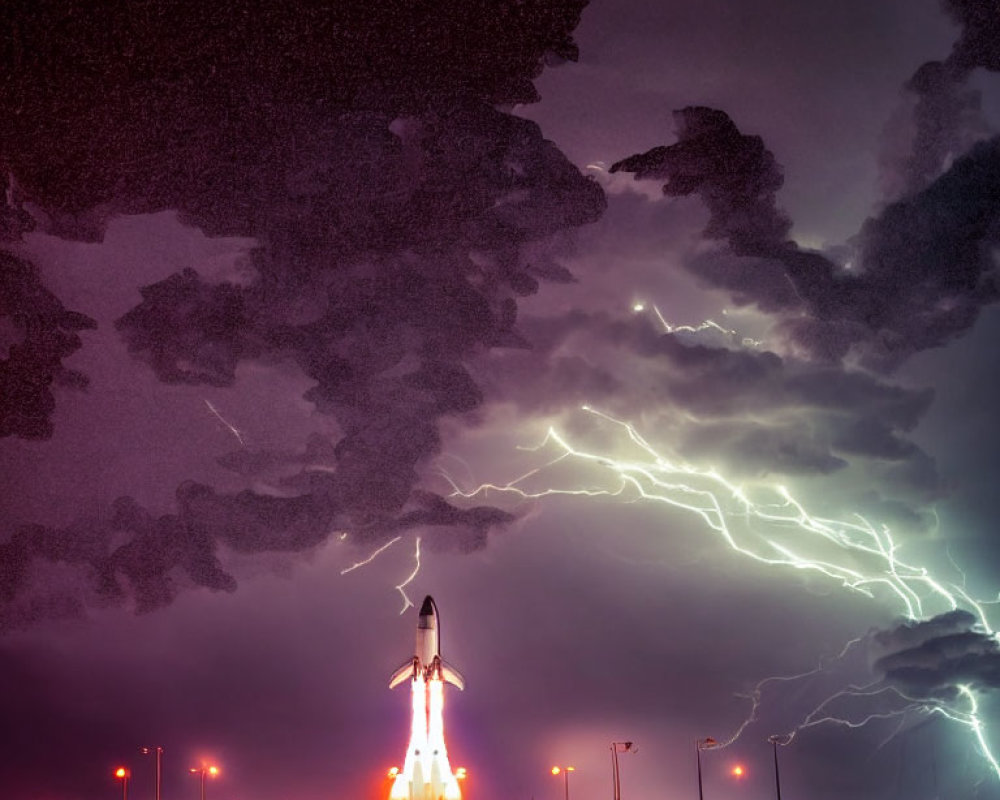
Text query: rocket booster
390 596 465 691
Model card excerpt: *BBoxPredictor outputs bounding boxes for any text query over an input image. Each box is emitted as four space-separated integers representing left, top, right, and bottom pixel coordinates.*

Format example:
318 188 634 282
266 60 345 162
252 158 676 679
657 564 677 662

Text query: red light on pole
114 767 130 800
550 765 575 800
189 765 220 800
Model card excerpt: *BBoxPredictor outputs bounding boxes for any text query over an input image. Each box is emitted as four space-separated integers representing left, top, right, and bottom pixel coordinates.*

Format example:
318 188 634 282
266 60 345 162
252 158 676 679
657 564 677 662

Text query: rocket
388 596 464 800
390 595 465 691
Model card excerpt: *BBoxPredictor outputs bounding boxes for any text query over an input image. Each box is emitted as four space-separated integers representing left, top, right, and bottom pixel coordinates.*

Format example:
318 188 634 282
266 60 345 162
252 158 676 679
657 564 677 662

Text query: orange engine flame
389 675 462 800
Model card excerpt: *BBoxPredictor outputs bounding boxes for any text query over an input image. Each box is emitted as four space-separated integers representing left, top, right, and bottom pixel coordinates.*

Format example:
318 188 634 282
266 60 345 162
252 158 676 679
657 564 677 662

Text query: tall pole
772 739 782 800
696 738 716 800
696 742 704 800
610 741 634 800
142 746 163 800
551 766 574 800
115 769 130 800
611 744 620 800
768 736 786 800
200 769 206 800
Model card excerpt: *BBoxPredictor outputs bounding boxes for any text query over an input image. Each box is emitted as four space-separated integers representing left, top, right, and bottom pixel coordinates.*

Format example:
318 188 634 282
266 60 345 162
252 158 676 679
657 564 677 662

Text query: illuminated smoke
446 406 1000 780
390 676 462 800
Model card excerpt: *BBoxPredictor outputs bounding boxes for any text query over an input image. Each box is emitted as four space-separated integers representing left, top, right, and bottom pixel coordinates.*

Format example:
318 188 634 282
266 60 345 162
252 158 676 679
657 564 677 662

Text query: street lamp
551 765 575 800
768 735 791 800
140 746 163 800
114 767 130 800
696 738 717 800
189 764 219 800
610 741 637 800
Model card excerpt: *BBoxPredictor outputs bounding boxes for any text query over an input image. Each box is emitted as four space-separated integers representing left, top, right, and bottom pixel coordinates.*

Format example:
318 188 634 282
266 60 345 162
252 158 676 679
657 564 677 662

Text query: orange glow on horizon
732 764 746 778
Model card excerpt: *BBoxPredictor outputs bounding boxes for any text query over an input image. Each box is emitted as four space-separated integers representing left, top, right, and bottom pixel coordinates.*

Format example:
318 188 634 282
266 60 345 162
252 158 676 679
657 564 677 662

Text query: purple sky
2 2 1000 799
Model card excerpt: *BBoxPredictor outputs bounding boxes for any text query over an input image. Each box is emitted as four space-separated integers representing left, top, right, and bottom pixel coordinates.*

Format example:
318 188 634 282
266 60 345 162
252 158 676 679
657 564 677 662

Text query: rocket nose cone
420 596 436 617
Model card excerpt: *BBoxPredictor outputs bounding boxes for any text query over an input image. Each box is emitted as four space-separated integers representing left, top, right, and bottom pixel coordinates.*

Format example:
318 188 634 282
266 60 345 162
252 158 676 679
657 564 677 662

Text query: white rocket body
389 596 464 800
389 595 465 690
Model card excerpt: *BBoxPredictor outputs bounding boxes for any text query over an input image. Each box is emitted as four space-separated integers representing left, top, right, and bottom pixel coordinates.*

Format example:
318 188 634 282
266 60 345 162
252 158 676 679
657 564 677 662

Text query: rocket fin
440 659 465 691
389 657 418 689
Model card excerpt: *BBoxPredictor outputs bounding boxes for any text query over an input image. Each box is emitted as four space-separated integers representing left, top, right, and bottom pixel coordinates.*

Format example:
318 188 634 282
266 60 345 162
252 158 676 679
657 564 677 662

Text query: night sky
2 2 1000 799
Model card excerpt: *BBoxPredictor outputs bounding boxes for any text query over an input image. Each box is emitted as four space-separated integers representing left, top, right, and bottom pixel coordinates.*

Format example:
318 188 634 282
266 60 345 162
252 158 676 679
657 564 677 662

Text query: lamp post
141 746 163 800
114 767 130 800
610 741 637 800
768 735 790 800
551 765 575 800
189 765 219 800
696 738 717 800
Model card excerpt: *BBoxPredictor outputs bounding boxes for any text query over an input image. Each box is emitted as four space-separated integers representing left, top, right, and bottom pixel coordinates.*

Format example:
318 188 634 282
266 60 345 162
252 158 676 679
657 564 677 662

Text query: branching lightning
444 406 1000 781
447 406 985 621
339 534 423 614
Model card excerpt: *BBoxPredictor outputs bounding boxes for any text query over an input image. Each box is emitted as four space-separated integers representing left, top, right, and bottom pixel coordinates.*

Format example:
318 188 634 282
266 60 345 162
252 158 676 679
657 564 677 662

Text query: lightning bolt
339 534 423 614
395 536 422 615
447 406 986 621
637 303 763 348
444 406 1000 781
340 536 403 575
204 399 246 447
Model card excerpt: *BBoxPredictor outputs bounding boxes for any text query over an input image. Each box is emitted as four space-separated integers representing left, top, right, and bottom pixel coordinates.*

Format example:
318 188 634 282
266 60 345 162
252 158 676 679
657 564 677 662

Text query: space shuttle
390 595 465 691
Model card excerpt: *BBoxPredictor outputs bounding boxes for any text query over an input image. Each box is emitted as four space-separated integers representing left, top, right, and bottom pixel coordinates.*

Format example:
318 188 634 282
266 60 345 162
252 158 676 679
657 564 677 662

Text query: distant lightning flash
204 399 246 446
635 302 763 348
736 672 1000 781
445 406 1000 780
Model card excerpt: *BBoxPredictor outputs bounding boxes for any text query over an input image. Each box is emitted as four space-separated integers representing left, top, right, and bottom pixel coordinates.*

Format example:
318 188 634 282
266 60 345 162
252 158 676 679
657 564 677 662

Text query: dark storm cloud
873 609 1000 700
887 0 1000 199
0 251 96 439
612 107 1000 371
944 0 1000 74
610 107 792 261
1 173 96 441
0 473 512 631
0 1 603 622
